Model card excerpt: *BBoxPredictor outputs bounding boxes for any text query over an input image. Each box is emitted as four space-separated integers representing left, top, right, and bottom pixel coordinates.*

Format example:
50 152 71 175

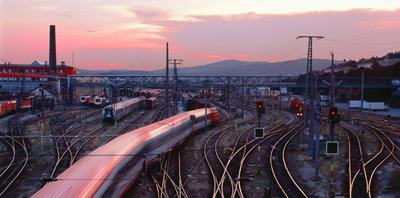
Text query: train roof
107 96 145 110
145 97 157 101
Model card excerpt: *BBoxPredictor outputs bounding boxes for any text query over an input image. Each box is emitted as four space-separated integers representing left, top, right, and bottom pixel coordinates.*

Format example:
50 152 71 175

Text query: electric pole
360 69 365 134
19 68 26 111
165 42 170 117
329 52 335 140
169 58 183 115
297 35 324 178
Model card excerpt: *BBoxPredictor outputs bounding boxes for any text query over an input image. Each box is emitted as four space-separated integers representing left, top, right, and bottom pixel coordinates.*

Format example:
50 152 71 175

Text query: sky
1 0 400 70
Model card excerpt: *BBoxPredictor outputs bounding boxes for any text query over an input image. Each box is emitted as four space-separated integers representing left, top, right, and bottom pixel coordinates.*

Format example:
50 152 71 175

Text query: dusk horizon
2 1 400 70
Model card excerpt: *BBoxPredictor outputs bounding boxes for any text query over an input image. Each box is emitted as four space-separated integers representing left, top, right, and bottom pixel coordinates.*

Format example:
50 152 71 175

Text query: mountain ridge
78 58 342 76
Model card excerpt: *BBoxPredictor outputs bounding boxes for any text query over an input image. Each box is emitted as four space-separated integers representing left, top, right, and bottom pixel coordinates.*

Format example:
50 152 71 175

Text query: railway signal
254 128 265 138
256 101 265 114
256 101 265 126
325 141 339 155
329 107 340 124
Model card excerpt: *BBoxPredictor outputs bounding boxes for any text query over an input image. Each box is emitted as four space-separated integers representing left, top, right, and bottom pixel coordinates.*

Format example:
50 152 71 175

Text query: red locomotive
289 98 305 117
0 100 32 117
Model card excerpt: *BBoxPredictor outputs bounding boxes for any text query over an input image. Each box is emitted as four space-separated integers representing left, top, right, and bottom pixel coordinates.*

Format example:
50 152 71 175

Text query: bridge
68 75 397 90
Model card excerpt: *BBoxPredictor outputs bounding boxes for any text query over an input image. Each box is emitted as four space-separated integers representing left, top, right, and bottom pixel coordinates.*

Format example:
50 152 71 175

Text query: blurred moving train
33 107 222 198
0 100 32 117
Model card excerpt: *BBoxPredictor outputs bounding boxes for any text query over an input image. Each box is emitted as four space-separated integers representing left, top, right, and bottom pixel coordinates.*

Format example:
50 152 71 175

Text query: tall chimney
49 25 57 79
48 25 60 96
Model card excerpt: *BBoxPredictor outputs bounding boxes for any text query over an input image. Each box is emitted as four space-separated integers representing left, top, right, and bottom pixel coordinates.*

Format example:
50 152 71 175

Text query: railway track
269 121 307 198
341 124 368 197
363 124 398 197
48 109 106 178
0 118 29 196
341 116 400 197
202 110 300 197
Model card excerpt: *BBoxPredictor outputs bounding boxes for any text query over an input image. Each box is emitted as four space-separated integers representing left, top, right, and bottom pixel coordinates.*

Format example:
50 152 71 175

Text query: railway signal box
326 141 339 155
254 128 265 138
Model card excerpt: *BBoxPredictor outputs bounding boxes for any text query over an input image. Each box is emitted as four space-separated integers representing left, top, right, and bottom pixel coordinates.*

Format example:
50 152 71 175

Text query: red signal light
257 104 262 109
331 111 336 116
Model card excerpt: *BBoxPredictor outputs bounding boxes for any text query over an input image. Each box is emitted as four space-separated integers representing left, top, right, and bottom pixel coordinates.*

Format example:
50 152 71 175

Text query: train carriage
144 97 157 110
102 96 146 123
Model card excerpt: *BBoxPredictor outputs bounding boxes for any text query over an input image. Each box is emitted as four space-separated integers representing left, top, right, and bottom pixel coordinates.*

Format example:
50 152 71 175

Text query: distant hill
152 59 341 76
77 58 341 76
77 69 150 75
322 51 400 74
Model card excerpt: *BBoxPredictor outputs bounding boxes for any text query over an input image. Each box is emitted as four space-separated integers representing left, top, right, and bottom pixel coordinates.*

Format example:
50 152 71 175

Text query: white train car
102 96 146 122
79 95 90 105
94 96 109 107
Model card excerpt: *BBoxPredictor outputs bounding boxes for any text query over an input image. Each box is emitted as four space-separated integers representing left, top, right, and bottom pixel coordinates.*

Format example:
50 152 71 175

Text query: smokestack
48 25 60 96
49 25 57 78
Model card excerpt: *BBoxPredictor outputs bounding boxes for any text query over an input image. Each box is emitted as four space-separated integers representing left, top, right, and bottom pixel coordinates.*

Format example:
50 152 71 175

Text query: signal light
329 107 337 119
329 107 340 124
256 101 265 114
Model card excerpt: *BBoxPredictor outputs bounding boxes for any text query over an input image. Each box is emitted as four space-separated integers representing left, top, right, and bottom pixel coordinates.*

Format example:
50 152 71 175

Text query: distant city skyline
1 0 400 70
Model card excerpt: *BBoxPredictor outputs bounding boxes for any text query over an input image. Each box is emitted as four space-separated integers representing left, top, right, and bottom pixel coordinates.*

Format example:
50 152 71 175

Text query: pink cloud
2 6 400 70
358 20 400 29
237 54 250 60
128 6 169 22
195 53 226 60
81 60 147 71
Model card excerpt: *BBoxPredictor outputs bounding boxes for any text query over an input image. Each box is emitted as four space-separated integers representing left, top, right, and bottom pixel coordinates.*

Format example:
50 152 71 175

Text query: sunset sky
1 0 400 70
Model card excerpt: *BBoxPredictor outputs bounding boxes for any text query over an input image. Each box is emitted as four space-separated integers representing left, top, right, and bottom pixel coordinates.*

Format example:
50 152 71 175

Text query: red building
0 60 77 82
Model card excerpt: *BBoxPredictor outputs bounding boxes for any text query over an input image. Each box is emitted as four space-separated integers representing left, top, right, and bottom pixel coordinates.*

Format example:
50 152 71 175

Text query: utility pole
329 52 336 198
205 88 208 134
241 77 245 118
169 58 183 115
360 70 364 134
297 35 324 178
19 69 26 111
314 72 321 179
165 42 170 117
329 52 335 140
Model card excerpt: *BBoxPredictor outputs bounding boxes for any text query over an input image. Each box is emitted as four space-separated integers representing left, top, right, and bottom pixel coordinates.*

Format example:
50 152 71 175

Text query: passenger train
102 96 146 123
80 95 109 107
144 97 157 110
33 108 222 197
